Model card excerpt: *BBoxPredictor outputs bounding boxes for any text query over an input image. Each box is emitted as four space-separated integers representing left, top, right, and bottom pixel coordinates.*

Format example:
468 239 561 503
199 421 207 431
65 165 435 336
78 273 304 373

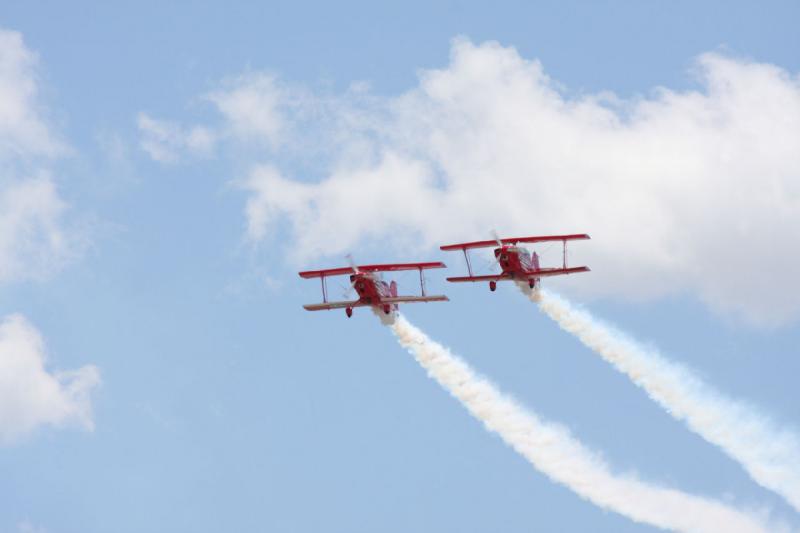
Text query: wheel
383 304 391 314
528 279 535 289
345 307 353 318
489 281 497 292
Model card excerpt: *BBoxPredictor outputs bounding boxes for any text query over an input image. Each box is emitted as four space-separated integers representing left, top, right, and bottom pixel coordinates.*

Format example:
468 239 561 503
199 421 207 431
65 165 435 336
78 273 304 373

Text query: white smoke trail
527 286 800 513
388 314 776 533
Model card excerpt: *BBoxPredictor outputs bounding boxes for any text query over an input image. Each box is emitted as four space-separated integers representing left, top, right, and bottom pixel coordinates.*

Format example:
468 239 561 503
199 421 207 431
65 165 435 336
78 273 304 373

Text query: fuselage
494 245 540 277
350 273 398 306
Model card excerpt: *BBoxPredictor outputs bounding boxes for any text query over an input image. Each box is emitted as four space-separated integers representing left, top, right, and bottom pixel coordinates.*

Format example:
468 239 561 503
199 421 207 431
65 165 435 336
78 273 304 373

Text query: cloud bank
141 39 800 326
0 314 100 443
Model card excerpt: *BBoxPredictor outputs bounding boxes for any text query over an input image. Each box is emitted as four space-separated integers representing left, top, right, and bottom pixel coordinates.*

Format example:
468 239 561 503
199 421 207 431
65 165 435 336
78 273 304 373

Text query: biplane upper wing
381 295 449 304
299 267 355 279
303 299 365 311
440 234 590 251
356 262 447 273
299 262 446 279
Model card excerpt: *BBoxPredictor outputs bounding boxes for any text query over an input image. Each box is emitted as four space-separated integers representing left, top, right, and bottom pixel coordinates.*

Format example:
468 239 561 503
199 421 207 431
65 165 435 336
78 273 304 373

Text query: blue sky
0 1 799 532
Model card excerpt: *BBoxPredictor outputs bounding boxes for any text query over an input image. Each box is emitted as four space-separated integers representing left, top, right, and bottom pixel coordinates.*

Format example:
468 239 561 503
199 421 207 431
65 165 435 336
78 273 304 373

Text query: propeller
337 280 355 299
343 253 361 297
491 229 503 248
490 229 505 270
345 253 359 274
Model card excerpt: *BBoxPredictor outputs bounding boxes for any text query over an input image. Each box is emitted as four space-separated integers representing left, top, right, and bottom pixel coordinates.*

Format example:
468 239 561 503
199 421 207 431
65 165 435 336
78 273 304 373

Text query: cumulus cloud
0 28 80 282
143 39 800 326
247 41 800 326
0 314 100 443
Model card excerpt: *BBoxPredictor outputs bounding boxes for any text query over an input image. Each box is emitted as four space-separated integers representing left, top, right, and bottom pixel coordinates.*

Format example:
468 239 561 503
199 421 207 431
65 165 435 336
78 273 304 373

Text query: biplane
299 261 449 317
440 233 590 291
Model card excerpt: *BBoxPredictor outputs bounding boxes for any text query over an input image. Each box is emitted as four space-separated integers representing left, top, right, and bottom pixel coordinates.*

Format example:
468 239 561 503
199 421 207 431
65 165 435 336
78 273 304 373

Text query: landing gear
528 279 536 289
345 307 353 318
383 304 391 314
489 281 497 292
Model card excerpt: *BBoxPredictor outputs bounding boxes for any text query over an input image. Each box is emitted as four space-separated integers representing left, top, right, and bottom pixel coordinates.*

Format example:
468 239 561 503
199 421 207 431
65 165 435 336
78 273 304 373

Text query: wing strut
419 267 427 296
463 249 474 277
562 240 567 269
321 274 328 303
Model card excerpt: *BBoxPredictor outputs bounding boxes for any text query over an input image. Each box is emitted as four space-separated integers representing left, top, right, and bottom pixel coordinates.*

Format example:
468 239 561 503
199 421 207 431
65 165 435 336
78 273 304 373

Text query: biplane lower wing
446 274 507 283
531 266 590 277
381 295 449 304
528 267 589 278
303 299 364 311
447 266 589 283
303 295 448 311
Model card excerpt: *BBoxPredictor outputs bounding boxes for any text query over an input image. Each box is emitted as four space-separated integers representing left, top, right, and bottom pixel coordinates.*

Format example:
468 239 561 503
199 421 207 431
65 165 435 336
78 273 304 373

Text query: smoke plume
527 286 800 513
388 313 775 532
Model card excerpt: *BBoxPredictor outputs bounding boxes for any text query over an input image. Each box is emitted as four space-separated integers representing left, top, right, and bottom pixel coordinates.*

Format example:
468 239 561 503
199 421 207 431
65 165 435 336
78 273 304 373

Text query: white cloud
137 112 216 163
242 40 800 326
0 314 100 444
143 39 800 326
0 30 62 159
0 30 97 443
207 72 284 145
0 28 80 283
137 73 283 161
0 176 76 282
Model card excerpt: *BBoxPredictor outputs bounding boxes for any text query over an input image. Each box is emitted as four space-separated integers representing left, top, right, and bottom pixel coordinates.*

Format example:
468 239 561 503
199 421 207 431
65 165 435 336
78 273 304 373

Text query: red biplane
299 261 449 317
440 233 590 291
